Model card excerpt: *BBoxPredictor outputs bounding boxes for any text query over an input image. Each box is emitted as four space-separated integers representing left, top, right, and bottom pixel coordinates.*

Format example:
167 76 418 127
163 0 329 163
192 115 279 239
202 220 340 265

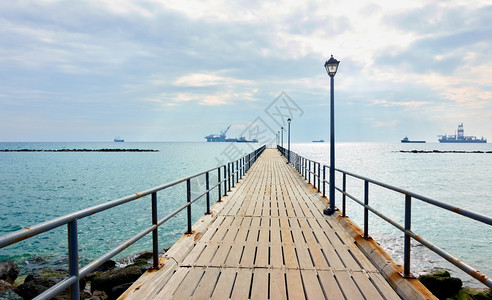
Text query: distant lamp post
281 127 284 149
287 118 291 164
277 131 280 146
323 55 340 216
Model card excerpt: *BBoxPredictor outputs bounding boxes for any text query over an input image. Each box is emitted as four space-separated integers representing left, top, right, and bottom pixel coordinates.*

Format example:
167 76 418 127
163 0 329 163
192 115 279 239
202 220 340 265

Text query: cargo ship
312 139 325 143
114 137 124 142
205 125 258 143
401 137 425 143
438 123 487 143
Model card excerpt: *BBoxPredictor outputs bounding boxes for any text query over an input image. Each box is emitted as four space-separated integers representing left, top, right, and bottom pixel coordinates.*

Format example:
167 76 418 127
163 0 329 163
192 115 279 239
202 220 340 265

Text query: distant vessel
114 137 124 142
205 125 258 143
401 137 425 143
438 123 487 143
312 139 325 143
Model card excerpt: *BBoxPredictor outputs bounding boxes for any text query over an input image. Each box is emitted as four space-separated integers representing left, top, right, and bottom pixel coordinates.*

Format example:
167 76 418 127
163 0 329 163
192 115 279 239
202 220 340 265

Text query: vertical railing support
404 194 412 276
186 179 192 234
205 172 210 214
68 220 80 300
151 192 159 268
224 165 228 196
228 163 231 192
323 165 326 197
342 173 346 217
308 161 311 184
317 163 321 192
364 180 369 239
218 168 222 201
232 162 235 187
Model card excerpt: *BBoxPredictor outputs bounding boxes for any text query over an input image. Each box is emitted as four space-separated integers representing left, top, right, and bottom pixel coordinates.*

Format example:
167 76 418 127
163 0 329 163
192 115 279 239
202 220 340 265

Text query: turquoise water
0 142 490 287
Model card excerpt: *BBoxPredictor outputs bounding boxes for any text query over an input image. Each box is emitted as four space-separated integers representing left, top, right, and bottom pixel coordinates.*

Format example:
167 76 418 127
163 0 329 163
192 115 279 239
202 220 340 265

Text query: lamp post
281 127 284 149
287 118 291 164
323 55 340 216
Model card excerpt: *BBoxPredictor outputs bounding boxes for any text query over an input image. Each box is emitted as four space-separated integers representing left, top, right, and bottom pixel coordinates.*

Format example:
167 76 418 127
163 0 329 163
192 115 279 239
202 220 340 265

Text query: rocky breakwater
0 252 155 300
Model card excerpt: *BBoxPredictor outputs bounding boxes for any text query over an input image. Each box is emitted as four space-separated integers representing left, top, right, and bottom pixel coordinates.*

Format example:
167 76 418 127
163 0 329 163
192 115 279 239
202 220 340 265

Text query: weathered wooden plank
286 269 305 299
192 268 220 300
250 268 269 299
230 268 252 299
333 270 365 300
317 270 345 300
210 268 236 299
352 271 385 300
301 269 325 300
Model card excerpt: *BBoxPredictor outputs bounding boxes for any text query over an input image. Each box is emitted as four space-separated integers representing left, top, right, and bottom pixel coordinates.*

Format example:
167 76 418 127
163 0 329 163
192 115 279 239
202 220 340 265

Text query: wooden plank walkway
121 149 403 299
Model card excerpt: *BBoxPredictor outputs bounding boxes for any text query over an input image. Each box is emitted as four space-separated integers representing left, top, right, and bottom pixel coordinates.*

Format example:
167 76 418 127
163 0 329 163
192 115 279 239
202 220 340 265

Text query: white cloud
173 73 252 87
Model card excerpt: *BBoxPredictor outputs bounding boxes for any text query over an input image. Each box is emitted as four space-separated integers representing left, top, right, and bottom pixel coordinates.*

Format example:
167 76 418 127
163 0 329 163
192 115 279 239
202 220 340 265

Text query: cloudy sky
1 0 490 142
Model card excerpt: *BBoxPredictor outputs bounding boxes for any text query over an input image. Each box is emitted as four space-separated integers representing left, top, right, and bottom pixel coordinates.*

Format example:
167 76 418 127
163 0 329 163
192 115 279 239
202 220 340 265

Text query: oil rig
205 125 258 142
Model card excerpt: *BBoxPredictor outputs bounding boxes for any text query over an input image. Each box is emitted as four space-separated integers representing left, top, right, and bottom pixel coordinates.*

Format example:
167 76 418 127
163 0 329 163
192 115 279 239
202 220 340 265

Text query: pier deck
121 149 411 299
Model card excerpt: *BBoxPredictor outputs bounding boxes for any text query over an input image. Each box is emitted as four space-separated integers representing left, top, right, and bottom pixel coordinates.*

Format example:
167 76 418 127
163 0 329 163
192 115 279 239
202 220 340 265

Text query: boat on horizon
312 139 325 143
114 137 124 142
401 136 426 143
438 123 487 143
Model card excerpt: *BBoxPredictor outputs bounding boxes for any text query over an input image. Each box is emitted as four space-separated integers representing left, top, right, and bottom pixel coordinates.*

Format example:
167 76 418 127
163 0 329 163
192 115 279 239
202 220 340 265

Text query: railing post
205 172 210 214
224 165 228 196
317 163 321 192
232 162 235 187
151 192 159 268
308 161 311 185
68 220 79 300
364 180 369 239
186 179 192 234
228 163 231 192
404 194 412 276
342 173 346 217
323 165 326 197
218 168 222 201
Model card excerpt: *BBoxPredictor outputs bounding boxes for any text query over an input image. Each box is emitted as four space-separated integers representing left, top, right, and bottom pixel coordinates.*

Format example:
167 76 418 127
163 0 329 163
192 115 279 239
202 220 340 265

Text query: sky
0 0 491 142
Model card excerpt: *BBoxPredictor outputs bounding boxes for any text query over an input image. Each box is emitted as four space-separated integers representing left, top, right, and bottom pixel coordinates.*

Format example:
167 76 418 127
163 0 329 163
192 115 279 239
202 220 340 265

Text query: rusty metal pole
364 180 369 238
186 179 192 234
151 192 159 268
404 194 412 276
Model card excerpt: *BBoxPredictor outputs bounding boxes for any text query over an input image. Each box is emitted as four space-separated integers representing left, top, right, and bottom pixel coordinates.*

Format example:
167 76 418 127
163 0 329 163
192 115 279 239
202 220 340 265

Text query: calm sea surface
0 142 490 287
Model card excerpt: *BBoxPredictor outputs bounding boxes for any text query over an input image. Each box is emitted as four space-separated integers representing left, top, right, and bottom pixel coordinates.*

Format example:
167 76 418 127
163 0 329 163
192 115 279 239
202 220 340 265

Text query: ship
114 137 124 142
312 139 325 143
205 125 258 143
401 136 425 143
438 123 487 143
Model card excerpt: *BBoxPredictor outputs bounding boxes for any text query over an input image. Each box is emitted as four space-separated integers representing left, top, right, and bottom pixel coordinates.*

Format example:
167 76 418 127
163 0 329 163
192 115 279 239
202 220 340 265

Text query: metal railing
0 145 266 300
278 145 492 288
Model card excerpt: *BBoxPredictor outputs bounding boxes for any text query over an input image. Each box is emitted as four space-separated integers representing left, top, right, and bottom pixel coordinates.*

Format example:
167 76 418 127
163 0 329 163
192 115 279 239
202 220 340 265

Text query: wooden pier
120 149 434 299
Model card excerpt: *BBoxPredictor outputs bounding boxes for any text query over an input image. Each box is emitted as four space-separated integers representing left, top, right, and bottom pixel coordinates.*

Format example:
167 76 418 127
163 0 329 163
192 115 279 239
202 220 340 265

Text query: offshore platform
438 123 487 143
205 125 258 143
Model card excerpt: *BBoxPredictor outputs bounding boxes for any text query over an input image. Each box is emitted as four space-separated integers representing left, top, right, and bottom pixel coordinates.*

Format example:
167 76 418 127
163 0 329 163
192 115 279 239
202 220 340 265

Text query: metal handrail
0 145 266 300
278 145 492 288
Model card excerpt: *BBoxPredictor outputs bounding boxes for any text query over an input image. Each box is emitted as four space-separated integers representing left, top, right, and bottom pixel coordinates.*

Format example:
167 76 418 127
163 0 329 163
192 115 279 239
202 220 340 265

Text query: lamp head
287 118 291 124
324 55 340 77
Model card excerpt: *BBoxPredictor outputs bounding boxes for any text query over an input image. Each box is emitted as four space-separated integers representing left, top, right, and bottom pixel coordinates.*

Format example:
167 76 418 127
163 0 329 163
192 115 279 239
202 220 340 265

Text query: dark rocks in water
0 149 158 152
90 266 143 299
0 261 19 284
15 270 88 300
86 290 108 300
0 287 23 300
400 150 489 154
419 270 462 300
94 260 117 273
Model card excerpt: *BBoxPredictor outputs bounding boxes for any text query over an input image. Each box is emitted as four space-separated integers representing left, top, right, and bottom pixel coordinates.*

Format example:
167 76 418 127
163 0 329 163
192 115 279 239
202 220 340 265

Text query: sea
0 142 490 287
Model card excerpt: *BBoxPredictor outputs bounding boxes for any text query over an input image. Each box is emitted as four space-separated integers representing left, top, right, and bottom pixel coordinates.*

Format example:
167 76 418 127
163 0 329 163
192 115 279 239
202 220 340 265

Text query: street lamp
323 55 340 216
281 127 284 149
287 118 291 164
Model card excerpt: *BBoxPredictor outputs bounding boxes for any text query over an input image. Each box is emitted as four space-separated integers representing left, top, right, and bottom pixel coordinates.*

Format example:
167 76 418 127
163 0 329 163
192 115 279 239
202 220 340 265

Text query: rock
0 280 13 294
90 266 143 299
0 289 23 300
0 262 19 284
15 275 56 300
458 287 492 300
87 290 108 300
419 270 462 300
